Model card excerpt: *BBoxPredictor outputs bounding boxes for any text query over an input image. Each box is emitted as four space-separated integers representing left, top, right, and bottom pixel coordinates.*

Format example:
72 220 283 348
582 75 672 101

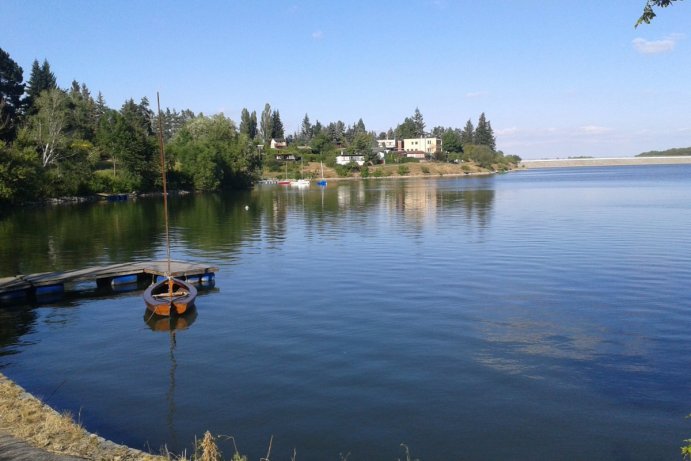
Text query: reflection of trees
0 201 161 276
0 307 37 365
0 178 495 278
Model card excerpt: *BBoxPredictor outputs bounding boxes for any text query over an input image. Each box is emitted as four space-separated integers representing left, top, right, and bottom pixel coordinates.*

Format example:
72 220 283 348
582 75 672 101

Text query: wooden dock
0 260 218 301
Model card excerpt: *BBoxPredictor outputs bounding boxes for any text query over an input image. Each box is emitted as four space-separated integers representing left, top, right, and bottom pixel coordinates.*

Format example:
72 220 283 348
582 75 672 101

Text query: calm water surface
1 165 690 460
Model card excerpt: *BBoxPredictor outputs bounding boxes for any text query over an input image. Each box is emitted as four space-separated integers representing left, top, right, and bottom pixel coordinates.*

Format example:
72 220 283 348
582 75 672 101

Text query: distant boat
144 277 197 316
291 179 310 187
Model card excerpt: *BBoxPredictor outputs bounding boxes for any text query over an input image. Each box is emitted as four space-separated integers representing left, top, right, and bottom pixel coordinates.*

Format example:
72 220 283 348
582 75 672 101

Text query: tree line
1 46 518 206
0 48 263 205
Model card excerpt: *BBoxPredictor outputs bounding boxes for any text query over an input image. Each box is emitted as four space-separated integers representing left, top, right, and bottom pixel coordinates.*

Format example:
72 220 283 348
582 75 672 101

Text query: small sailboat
143 92 197 316
144 277 197 316
291 157 310 187
317 160 327 187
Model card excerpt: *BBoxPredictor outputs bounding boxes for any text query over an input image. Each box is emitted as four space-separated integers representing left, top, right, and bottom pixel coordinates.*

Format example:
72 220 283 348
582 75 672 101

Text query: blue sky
2 0 689 158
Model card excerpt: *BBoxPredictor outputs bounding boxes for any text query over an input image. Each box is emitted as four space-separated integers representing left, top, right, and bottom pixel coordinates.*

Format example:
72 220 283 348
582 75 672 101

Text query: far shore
520 156 691 169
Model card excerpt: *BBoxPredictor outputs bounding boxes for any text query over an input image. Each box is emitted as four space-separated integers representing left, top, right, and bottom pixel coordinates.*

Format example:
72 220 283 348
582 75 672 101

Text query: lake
1 165 690 460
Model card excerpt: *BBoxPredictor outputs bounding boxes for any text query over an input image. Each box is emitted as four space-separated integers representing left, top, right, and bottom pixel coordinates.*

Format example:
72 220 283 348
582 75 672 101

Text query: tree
474 113 496 151
412 107 425 137
300 113 312 142
461 119 474 145
0 47 25 142
0 143 41 204
270 110 284 139
395 117 417 139
239 108 252 137
24 59 57 114
636 0 681 26
441 129 463 153
260 103 272 144
24 88 69 168
249 111 257 139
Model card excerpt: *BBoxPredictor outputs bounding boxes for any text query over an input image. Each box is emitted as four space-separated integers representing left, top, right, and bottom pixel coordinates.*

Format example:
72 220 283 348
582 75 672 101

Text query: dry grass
0 373 165 460
301 161 488 179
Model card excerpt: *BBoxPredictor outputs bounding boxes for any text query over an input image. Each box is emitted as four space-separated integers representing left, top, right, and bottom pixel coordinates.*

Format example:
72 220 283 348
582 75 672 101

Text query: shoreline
520 156 691 169
0 372 165 460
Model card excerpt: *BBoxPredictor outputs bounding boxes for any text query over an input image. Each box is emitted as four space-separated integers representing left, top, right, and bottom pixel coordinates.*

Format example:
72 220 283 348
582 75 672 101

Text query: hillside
636 147 691 157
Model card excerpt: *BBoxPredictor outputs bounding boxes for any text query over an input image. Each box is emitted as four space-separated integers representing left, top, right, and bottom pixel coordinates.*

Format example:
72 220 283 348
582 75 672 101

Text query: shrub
421 166 430 174
397 165 410 176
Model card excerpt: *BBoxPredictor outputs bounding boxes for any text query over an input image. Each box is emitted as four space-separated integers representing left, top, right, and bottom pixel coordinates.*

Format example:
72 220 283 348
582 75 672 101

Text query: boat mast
156 93 172 293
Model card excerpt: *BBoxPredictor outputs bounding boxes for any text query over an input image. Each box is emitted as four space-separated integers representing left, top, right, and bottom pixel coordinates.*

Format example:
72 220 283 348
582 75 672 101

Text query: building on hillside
403 137 442 155
270 138 287 149
377 139 397 150
336 150 365 166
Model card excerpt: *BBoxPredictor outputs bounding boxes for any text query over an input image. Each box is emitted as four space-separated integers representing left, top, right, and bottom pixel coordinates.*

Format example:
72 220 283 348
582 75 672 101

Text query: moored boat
143 277 197 316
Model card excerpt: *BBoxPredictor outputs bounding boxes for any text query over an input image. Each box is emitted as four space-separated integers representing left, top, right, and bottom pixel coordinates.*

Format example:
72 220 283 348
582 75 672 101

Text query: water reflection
0 178 495 277
0 306 37 365
143 308 197 449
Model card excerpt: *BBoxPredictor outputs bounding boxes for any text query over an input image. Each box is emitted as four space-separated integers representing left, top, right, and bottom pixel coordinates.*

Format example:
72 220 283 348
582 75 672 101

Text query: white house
377 139 397 150
403 137 442 154
270 138 287 149
336 151 365 166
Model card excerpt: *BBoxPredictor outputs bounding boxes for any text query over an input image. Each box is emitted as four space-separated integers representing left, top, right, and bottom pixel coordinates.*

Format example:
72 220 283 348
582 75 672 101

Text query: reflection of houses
403 137 442 155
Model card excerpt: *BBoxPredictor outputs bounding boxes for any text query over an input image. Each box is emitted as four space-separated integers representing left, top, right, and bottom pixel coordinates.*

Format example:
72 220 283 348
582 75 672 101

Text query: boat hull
143 278 197 316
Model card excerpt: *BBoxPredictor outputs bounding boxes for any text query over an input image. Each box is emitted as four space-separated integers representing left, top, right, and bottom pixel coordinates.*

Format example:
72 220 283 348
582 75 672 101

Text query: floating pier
0 260 218 303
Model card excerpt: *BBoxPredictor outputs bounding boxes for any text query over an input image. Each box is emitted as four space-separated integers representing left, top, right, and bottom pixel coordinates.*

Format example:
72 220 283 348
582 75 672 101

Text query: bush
421 166 430 174
360 165 370 178
335 164 352 177
397 165 410 176
372 168 384 178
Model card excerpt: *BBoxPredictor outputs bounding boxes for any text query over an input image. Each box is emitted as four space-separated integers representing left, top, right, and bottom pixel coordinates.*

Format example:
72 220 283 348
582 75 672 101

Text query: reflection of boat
143 93 198 316
291 179 310 187
144 308 197 332
144 278 197 316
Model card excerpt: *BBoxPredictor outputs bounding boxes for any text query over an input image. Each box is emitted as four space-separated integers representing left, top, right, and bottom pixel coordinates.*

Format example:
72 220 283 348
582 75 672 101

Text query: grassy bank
263 160 496 181
0 373 165 460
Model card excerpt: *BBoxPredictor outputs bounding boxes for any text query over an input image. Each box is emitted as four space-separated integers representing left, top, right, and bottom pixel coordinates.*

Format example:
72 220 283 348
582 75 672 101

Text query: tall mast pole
156 92 172 289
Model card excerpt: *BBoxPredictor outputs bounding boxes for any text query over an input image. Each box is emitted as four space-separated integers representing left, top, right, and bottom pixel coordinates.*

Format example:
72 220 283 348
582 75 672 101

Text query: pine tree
474 113 495 151
461 119 474 145
301 113 312 142
0 47 25 142
25 59 57 114
412 107 425 137
271 110 284 139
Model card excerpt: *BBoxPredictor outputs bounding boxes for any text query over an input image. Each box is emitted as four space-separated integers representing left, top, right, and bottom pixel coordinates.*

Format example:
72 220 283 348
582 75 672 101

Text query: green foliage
335 164 353 177
397 165 410 176
0 143 42 204
360 164 370 177
24 59 57 114
372 168 384 178
441 128 464 153
0 47 25 142
421 165 430 174
637 146 691 157
168 114 261 191
636 0 680 27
